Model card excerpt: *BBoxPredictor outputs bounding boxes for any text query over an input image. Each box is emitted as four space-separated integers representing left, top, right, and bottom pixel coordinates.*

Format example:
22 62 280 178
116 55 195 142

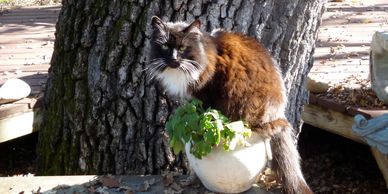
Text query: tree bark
37 0 326 175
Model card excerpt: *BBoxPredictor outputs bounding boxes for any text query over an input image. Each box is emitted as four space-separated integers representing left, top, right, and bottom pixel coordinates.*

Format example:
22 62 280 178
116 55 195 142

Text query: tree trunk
37 0 326 175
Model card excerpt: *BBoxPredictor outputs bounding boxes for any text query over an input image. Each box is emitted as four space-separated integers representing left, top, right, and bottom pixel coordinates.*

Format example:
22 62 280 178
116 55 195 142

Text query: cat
148 16 313 194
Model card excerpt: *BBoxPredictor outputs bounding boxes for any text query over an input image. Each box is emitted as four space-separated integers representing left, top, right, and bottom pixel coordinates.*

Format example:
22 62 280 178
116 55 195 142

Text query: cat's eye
178 46 186 53
161 44 168 50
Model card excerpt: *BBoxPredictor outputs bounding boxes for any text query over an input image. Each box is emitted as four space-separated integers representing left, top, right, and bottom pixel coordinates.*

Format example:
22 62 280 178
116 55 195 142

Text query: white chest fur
156 68 192 98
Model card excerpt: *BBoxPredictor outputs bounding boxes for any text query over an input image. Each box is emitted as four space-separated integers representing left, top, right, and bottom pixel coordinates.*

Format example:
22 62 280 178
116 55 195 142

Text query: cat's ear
151 16 163 26
151 16 166 31
184 19 201 34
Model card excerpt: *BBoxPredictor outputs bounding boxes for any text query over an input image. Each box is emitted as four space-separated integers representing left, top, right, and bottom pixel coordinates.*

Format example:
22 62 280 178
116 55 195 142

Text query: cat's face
148 16 207 98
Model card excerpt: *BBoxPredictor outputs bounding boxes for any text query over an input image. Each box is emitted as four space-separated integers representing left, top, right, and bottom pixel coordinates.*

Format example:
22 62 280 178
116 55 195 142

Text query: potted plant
166 100 269 193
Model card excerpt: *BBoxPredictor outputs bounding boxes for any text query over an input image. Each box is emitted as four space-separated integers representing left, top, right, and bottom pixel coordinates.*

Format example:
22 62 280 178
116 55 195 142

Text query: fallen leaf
118 186 134 194
88 186 96 193
32 186 41 194
99 176 120 188
125 190 135 194
162 173 175 186
52 185 71 190
170 182 183 192
138 180 150 192
148 178 156 185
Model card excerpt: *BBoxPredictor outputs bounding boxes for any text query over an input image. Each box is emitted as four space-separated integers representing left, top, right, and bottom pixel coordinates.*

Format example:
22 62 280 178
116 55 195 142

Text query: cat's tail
270 127 314 194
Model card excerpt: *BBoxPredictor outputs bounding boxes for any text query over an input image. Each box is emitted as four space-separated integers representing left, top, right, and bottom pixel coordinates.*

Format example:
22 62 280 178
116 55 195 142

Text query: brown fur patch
194 31 286 137
251 118 290 138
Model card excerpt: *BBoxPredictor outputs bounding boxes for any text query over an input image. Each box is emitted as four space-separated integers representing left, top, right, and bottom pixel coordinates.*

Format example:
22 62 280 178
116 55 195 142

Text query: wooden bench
303 94 388 188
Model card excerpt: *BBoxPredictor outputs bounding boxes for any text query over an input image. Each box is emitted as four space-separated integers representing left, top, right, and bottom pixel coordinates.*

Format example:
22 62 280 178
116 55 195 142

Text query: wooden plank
0 175 97 194
0 29 55 35
371 148 388 188
302 104 365 144
0 72 48 81
0 64 49 70
0 111 41 143
0 98 36 119
0 98 43 143
308 94 388 118
0 33 56 40
0 59 50 66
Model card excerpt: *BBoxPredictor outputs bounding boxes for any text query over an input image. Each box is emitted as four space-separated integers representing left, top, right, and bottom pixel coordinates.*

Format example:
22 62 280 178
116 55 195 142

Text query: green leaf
186 113 199 129
175 122 185 138
172 139 185 154
205 130 215 144
215 127 221 145
165 98 251 159
221 126 236 151
182 127 191 143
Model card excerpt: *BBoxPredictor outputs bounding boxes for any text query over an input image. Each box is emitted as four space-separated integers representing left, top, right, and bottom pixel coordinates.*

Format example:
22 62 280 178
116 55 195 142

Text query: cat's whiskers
147 64 163 78
180 64 197 81
143 58 165 72
179 59 203 85
177 65 190 80
146 58 167 81
182 59 202 70
182 59 202 72
149 64 166 81
179 63 195 78
146 59 164 73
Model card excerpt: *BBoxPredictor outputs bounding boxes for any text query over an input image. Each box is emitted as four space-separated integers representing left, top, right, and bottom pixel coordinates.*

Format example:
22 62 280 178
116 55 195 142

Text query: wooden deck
0 5 59 94
0 5 60 143
309 0 388 112
310 0 388 84
0 175 274 194
305 0 388 187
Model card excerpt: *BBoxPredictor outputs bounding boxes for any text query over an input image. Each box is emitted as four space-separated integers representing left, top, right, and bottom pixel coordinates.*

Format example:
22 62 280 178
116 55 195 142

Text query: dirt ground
299 125 387 194
0 132 37 176
1 125 387 194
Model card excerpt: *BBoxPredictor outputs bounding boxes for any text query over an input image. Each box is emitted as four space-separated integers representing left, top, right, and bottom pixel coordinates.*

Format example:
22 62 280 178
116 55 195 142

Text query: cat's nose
169 60 180 68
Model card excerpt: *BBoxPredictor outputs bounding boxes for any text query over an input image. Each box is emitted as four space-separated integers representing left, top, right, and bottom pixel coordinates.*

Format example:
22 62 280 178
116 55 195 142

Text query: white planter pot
185 133 268 193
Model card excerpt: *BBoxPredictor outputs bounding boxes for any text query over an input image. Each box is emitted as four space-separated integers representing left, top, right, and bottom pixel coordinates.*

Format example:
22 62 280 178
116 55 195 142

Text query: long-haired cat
148 16 313 194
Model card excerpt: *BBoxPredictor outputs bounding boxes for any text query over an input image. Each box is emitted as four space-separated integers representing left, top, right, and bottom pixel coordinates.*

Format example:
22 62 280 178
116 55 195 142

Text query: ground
0 132 37 176
300 125 387 194
1 125 387 194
